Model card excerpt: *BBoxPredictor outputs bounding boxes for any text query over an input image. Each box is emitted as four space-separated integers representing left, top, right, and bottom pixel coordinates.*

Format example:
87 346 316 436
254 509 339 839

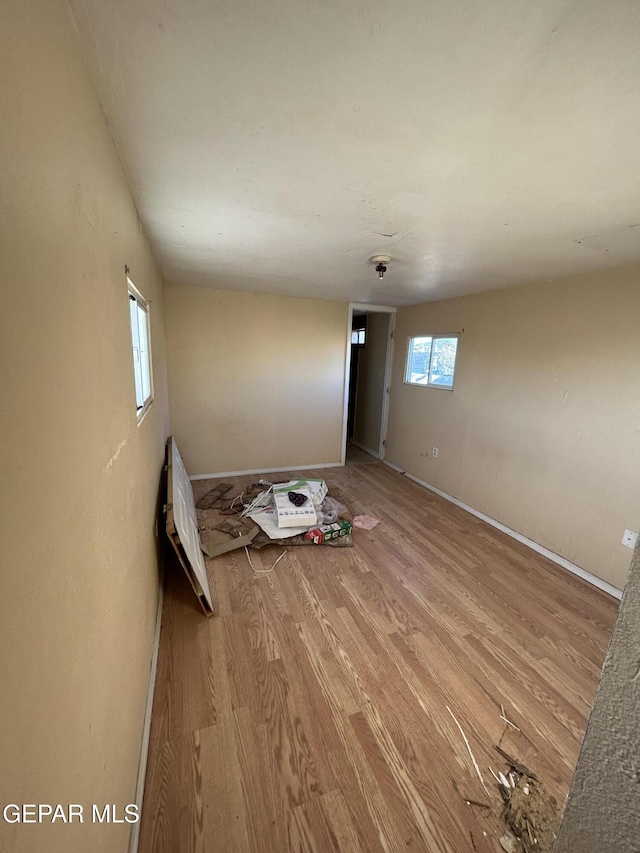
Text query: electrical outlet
622 529 638 549
432 447 439 458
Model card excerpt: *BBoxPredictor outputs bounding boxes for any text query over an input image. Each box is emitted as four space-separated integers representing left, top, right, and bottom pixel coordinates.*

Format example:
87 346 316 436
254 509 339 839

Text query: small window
405 334 458 389
128 279 153 419
351 315 367 346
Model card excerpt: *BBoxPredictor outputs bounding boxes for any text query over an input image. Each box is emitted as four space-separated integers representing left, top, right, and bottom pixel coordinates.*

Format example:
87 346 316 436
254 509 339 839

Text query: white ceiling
68 0 640 306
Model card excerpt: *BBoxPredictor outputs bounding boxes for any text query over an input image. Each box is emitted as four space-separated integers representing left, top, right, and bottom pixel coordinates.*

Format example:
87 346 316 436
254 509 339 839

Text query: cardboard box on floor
273 485 317 528
275 479 328 507
200 520 258 558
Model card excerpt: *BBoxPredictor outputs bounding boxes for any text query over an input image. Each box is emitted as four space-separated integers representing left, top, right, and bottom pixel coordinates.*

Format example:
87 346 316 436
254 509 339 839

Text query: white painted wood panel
166 437 213 614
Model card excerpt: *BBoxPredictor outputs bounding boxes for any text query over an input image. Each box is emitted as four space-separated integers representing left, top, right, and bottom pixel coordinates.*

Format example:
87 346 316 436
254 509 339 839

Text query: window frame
351 314 367 347
127 277 154 423
404 333 459 391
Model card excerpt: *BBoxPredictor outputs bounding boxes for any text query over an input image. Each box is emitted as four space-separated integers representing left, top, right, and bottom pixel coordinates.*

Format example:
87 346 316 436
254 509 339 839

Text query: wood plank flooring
139 462 618 853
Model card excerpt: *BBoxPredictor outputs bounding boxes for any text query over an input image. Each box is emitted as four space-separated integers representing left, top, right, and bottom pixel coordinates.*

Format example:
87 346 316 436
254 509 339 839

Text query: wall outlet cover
621 529 638 549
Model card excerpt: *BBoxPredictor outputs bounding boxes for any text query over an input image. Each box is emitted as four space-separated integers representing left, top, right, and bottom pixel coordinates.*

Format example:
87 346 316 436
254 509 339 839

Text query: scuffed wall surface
554 542 640 852
0 2 169 851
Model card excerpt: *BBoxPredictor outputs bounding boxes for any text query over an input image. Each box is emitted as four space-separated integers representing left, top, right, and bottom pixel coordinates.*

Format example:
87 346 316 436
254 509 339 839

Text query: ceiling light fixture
370 255 391 279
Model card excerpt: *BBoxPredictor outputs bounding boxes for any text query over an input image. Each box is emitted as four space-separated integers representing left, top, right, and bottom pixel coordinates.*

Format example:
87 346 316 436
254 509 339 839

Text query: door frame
341 303 397 466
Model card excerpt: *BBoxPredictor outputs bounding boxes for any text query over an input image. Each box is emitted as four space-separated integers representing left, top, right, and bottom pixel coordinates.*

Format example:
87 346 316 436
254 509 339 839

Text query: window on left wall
128 278 153 420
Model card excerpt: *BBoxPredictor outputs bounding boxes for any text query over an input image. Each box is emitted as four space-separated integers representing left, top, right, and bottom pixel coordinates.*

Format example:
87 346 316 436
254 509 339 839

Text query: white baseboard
190 461 343 481
383 460 622 600
128 578 164 853
349 440 380 459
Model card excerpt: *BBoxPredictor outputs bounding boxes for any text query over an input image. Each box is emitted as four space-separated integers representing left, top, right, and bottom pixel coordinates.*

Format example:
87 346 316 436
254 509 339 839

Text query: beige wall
354 313 389 455
165 283 348 475
0 3 169 852
386 267 640 590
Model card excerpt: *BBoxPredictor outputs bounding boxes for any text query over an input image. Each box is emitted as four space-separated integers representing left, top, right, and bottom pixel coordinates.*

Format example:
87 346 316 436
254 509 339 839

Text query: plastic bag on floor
316 496 346 524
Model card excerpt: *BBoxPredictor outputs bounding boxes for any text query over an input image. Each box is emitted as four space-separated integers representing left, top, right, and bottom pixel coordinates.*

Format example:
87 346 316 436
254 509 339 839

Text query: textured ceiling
68 0 640 306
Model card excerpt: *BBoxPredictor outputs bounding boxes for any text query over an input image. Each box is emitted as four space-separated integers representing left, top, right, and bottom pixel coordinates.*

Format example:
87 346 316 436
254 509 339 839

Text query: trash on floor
244 546 287 574
247 478 328 537
238 481 274 517
446 704 491 798
247 509 312 540
444 696 560 853
304 520 353 544
353 514 380 530
251 528 355 549
200 519 258 558
493 746 559 853
195 481 234 510
196 476 360 556
278 477 328 506
273 481 317 527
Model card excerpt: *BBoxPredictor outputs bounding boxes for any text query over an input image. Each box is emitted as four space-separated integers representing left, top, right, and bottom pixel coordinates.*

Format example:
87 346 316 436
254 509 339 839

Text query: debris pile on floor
195 481 234 510
494 746 559 853
200 518 258 558
196 476 374 558
446 700 560 853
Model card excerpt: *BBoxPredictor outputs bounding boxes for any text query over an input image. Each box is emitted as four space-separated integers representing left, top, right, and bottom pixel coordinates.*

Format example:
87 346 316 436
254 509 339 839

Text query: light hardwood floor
139 462 618 853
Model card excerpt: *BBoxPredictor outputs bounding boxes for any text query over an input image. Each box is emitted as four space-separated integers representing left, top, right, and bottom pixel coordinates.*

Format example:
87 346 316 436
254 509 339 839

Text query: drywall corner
554 540 640 852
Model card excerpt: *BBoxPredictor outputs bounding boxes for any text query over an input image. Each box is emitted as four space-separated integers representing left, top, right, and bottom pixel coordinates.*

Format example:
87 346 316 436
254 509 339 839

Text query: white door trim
378 312 395 460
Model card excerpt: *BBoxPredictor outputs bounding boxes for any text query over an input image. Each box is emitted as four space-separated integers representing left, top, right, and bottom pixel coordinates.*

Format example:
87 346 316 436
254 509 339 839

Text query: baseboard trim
190 461 344 481
383 460 623 600
127 577 164 853
349 440 380 459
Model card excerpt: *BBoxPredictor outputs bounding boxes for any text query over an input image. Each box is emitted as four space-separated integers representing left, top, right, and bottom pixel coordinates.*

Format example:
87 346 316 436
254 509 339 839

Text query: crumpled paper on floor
353 515 380 530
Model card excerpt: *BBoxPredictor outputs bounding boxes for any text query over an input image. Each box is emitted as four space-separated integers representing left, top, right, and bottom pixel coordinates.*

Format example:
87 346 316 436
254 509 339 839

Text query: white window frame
127 277 153 422
404 333 459 390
